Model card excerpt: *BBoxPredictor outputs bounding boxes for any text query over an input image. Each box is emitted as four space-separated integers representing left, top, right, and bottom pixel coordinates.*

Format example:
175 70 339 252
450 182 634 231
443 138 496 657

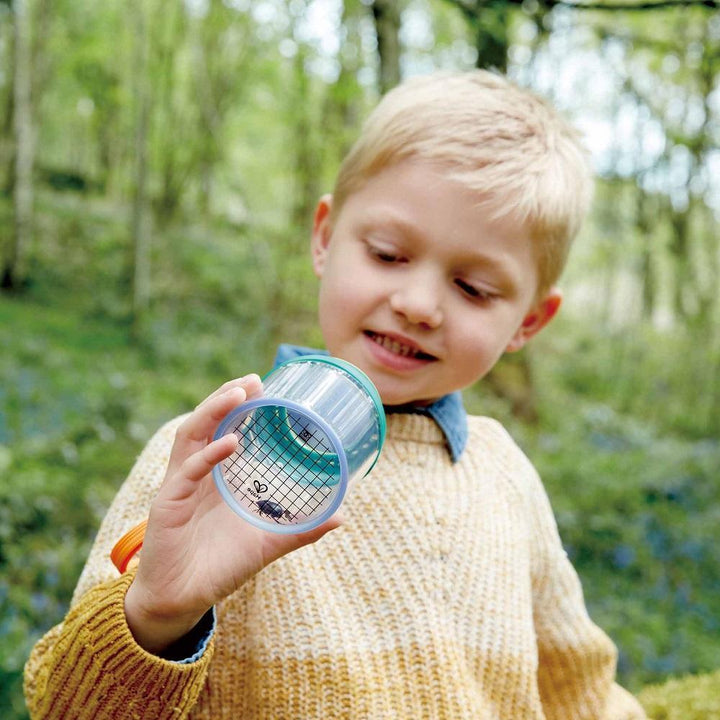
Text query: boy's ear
505 288 563 353
311 194 333 278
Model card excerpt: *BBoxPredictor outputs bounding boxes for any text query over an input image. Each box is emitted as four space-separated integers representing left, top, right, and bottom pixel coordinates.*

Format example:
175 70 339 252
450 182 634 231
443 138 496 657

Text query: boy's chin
378 391 439 408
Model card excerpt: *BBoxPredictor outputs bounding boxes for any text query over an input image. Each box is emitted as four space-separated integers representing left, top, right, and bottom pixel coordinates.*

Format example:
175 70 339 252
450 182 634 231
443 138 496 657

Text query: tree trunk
155 2 185 223
1 23 16 197
474 1 510 72
291 46 321 230
669 207 691 319
371 0 401 94
130 0 152 335
322 0 365 169
694 25 717 325
442 0 511 72
2 0 34 292
636 185 656 322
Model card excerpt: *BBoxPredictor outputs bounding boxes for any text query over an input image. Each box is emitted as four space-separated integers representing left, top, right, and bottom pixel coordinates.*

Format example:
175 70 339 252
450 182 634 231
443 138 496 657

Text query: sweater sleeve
23 415 214 719
524 463 647 720
23 571 214 719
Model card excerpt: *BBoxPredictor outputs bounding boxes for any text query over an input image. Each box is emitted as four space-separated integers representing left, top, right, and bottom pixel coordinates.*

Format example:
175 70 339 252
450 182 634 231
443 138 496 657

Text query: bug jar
212 355 386 534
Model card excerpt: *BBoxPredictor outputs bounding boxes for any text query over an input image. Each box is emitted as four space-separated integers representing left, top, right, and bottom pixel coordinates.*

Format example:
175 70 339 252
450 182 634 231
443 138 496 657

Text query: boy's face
311 160 561 406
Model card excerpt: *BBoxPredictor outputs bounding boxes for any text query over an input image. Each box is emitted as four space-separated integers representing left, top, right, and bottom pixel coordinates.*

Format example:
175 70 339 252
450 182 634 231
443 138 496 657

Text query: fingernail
224 386 246 399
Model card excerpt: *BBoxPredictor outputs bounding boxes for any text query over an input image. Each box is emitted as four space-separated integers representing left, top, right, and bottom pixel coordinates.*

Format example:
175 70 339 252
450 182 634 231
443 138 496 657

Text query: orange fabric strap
110 519 148 573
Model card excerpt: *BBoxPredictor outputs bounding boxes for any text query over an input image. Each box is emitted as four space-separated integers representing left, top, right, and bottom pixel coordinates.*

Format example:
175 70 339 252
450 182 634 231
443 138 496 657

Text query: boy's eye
367 244 400 263
455 278 493 301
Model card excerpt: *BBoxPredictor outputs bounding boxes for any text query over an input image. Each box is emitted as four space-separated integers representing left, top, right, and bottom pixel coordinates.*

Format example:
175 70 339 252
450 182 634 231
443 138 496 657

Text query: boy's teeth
371 333 419 358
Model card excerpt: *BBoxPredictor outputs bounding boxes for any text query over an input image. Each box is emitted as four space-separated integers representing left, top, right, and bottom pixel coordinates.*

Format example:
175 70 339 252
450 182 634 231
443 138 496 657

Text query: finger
166 433 240 503
167 387 246 473
196 374 262 410
168 374 261 474
184 386 246 441
269 511 345 559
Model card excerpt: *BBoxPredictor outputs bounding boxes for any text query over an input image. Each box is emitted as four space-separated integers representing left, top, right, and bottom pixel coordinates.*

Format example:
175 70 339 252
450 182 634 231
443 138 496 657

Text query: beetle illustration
257 499 284 521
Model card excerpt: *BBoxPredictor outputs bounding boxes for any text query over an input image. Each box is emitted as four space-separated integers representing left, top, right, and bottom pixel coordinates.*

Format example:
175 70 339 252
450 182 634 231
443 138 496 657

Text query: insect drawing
257 499 285 521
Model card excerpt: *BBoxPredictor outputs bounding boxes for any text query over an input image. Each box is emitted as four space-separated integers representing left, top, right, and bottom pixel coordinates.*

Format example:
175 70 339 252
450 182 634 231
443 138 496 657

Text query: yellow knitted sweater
24 412 646 719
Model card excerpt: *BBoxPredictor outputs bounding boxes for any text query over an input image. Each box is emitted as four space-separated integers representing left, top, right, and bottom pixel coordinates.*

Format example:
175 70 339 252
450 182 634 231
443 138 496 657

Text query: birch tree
2 0 33 291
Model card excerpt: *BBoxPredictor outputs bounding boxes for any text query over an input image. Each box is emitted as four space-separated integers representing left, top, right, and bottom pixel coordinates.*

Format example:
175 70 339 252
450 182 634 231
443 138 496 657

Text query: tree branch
548 0 718 10
443 0 718 14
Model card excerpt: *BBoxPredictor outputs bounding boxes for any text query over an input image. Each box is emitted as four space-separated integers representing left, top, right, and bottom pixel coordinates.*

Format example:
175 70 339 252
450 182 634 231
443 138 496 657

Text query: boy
24 71 646 719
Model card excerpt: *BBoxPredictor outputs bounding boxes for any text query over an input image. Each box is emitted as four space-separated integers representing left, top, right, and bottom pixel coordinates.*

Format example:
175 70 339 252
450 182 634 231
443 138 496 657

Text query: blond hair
331 71 593 294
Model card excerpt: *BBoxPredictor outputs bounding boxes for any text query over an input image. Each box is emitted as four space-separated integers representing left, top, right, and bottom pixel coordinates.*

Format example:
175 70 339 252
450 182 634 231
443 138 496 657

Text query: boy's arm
24 570 214 720
527 474 647 720
25 375 343 718
23 416 213 719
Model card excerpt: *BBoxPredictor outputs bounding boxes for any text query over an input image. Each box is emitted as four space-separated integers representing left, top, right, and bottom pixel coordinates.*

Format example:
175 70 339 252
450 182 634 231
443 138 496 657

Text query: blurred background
1 0 719 717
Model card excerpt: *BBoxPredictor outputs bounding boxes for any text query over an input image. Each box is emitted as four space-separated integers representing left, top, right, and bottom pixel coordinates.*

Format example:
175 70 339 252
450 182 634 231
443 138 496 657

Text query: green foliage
530 403 719 687
0 299 139 717
638 669 720 720
0 192 319 718
467 304 720 695
506 319 720 690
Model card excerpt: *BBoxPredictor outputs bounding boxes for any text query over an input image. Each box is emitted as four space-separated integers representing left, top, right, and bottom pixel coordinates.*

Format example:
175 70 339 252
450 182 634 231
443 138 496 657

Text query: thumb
265 511 345 561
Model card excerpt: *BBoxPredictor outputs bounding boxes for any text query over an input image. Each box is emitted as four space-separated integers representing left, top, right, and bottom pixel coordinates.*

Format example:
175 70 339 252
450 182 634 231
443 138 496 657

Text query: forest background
1 0 719 717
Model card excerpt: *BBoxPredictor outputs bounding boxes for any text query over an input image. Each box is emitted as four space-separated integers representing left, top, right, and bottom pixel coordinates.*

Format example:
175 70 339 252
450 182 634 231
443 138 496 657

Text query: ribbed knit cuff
31 572 214 720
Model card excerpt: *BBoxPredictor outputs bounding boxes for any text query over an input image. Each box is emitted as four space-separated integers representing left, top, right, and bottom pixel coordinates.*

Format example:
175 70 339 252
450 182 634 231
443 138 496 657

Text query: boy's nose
389 280 443 329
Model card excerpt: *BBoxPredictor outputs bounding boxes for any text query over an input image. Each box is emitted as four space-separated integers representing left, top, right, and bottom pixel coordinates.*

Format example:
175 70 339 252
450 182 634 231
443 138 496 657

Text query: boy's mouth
364 331 436 361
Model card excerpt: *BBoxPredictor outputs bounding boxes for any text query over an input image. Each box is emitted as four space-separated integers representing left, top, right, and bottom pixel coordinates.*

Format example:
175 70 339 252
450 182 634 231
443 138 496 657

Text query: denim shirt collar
272 344 468 463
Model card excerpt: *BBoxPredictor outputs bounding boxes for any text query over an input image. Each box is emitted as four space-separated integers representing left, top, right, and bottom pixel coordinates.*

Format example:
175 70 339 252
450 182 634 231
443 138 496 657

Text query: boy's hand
124 374 343 654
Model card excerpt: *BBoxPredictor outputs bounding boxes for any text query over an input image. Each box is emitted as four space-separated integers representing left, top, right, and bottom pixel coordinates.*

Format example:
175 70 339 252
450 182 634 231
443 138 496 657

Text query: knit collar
272 344 467 463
